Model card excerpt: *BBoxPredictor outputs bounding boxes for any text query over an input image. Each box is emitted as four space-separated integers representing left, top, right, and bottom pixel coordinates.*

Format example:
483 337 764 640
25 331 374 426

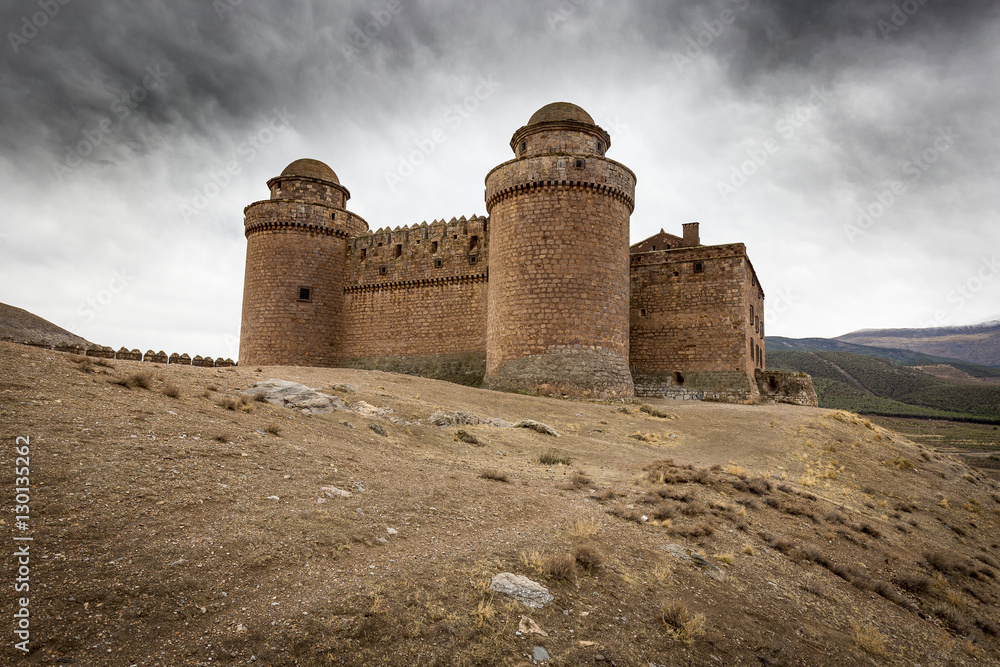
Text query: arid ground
2 341 999 665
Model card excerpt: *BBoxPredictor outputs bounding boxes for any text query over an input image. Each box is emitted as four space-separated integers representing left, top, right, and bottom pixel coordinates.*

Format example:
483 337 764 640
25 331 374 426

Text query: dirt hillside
2 341 999 666
0 302 91 348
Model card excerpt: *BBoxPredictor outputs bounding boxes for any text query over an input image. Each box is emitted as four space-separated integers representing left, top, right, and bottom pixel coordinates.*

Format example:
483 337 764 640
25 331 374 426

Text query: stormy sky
1 0 998 358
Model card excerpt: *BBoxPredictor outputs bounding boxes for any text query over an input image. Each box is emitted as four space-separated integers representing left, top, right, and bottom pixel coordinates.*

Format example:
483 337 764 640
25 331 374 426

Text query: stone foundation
633 370 759 403
485 348 634 399
340 352 487 387
755 370 819 407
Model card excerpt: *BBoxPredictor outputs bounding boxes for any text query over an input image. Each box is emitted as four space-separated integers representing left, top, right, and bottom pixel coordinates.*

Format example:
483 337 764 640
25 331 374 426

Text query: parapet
348 215 488 288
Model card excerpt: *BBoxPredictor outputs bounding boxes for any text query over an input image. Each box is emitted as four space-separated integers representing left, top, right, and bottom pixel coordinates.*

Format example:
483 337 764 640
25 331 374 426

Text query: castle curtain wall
338 217 489 385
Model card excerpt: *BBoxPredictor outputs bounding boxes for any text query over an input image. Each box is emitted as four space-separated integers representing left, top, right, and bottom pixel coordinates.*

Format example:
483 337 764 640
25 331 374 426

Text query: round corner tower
484 102 637 398
239 158 368 367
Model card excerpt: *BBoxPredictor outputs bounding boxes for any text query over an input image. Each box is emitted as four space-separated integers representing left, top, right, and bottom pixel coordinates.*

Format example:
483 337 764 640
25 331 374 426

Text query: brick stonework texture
237 104 815 405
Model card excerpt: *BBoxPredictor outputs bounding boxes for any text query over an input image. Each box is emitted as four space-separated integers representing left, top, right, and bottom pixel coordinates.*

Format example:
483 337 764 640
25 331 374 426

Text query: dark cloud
0 0 997 349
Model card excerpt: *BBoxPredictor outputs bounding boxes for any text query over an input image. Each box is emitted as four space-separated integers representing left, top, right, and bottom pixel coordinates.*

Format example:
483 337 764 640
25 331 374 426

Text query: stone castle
239 102 815 404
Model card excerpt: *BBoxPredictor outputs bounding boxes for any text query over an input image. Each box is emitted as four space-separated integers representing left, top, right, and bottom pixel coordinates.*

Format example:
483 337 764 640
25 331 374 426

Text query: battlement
348 215 488 286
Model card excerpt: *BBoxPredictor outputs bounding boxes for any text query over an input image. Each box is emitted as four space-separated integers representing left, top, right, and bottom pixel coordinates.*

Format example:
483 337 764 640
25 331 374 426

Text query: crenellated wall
340 216 489 384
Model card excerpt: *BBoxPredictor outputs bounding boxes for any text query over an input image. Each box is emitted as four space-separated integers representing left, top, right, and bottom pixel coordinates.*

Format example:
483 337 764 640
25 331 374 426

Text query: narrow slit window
394 244 402 258
360 248 367 260
297 286 312 302
640 308 647 317
379 265 387 276
469 235 479 251
519 140 527 154
431 241 439 253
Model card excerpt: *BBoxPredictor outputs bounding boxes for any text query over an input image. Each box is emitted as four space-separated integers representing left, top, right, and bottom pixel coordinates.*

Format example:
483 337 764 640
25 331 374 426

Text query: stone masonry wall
348 216 487 285
629 244 758 395
484 150 636 398
341 278 488 363
240 194 368 367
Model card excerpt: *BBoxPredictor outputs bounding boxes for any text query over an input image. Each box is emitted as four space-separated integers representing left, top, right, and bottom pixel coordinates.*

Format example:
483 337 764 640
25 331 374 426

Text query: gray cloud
0 0 998 352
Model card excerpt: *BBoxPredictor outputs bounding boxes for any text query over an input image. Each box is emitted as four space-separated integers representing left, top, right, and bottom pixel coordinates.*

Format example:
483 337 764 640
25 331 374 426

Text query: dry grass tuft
112 371 154 390
660 601 706 643
629 432 661 443
479 469 510 483
212 433 230 443
723 463 750 478
545 553 577 581
574 545 603 572
252 391 269 403
455 429 481 445
565 518 601 539
713 552 734 566
640 404 674 419
539 450 572 465
218 395 252 412
162 383 181 398
666 521 714 538
850 620 887 657
518 550 545 575
264 423 282 436
564 471 594 490
894 572 931 593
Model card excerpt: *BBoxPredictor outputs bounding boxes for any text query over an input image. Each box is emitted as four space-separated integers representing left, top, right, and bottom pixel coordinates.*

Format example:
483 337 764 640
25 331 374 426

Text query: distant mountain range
766 332 1000 422
834 320 1000 368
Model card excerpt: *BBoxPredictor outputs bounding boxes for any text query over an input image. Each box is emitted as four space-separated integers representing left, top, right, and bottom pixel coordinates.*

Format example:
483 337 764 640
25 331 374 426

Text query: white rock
490 573 553 608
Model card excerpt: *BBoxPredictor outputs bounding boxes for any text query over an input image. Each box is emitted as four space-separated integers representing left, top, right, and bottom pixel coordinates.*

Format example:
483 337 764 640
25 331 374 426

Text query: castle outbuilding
239 103 816 405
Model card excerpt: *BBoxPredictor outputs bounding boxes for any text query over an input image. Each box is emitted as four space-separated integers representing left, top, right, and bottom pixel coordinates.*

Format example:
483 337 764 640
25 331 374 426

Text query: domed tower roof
280 158 340 184
509 102 610 156
527 102 595 127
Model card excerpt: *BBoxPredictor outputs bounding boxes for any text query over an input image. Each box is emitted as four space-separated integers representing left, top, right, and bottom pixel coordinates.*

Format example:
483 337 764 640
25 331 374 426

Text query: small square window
468 254 478 264
298 286 312 301
640 308 647 317
434 258 443 268
379 265 387 276
574 159 584 169
693 261 704 273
